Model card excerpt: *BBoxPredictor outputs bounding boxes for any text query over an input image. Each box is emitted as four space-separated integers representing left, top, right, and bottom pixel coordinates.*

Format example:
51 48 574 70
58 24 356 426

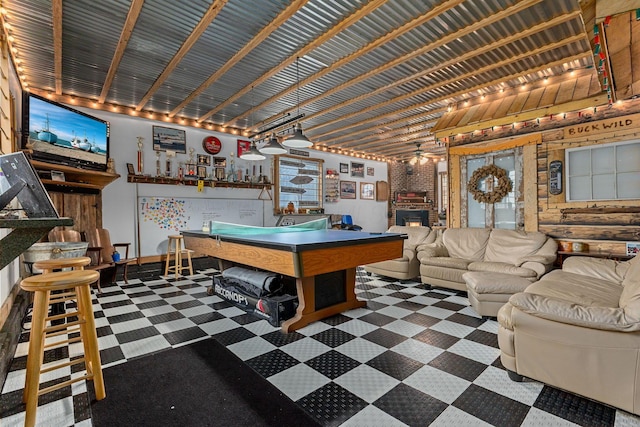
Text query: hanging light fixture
240 86 266 161
240 141 266 160
283 57 313 148
259 132 287 155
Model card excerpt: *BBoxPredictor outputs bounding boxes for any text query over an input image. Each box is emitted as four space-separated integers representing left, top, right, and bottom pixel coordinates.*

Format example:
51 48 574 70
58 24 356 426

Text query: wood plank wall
537 121 640 255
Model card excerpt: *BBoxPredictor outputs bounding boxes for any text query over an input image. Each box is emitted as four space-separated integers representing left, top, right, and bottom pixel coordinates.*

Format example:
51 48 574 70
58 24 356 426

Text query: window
566 140 640 201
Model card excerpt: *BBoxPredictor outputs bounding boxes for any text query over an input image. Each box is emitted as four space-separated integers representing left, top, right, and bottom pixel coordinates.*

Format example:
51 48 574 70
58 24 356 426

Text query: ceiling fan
409 143 430 165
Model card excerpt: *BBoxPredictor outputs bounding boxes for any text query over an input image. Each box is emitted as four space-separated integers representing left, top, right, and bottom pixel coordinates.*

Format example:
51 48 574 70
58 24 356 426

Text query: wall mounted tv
22 93 110 171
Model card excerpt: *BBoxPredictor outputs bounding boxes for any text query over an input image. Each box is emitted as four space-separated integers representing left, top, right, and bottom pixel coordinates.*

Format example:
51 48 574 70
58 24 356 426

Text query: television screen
22 93 110 171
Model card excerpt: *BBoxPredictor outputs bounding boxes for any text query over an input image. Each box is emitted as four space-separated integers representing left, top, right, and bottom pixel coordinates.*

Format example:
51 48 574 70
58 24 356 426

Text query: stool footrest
38 373 91 396
44 319 84 334
40 357 86 375
44 333 82 349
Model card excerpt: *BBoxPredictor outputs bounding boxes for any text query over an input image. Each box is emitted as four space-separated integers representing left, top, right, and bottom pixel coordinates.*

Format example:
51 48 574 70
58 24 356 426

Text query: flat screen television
22 93 110 171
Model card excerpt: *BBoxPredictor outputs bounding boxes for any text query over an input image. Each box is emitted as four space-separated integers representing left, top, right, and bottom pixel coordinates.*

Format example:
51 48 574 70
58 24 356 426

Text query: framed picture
340 181 356 199
367 167 374 176
340 163 349 174
351 161 364 178
51 170 65 182
197 165 207 179
197 154 211 166
627 242 640 256
360 182 375 200
152 126 186 153
126 163 135 175
237 139 251 157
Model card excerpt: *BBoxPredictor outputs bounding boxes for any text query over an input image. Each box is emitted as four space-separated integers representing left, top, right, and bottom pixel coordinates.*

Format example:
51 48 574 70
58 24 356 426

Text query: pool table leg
281 267 366 333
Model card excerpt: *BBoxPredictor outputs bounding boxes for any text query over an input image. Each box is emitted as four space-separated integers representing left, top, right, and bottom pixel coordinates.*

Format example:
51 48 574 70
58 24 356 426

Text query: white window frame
565 139 640 201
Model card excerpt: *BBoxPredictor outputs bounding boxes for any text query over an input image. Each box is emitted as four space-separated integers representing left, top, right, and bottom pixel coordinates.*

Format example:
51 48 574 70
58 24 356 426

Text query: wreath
468 165 512 204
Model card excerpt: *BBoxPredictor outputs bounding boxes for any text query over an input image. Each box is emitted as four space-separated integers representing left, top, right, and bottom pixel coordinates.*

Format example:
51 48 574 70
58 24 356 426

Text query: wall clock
202 136 222 154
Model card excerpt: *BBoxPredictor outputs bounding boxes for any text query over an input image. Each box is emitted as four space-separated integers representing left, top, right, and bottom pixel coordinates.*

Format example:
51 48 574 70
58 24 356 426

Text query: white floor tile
448 339 501 365
430 405 493 426
390 338 444 364
403 365 470 404
335 337 388 363
382 319 426 337
280 337 332 362
334 364 400 403
341 404 409 427
268 364 330 401
227 336 276 361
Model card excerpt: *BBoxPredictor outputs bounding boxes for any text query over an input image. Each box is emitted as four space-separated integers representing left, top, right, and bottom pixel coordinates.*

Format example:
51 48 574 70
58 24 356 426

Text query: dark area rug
90 338 320 427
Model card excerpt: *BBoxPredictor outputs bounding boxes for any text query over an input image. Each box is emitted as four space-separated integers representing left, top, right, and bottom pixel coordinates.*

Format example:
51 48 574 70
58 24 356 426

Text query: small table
557 250 634 266
183 229 404 332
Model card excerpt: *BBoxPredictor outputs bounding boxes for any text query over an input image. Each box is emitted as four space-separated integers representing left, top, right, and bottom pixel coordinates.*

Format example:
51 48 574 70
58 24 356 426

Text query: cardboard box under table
182 220 404 332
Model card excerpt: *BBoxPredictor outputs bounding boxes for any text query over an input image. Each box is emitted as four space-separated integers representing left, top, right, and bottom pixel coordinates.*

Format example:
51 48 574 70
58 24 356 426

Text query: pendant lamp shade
240 141 266 161
259 133 287 155
283 123 313 148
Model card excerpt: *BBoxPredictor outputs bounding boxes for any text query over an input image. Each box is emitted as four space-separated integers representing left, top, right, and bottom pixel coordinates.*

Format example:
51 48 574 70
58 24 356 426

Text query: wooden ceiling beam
195 0 386 123
133 0 226 110
309 34 587 139
224 0 466 127
52 0 62 95
167 0 300 117
100 0 145 104
270 0 550 129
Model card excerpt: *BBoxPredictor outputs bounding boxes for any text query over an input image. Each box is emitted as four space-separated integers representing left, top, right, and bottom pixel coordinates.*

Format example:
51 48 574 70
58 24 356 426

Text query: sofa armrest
416 242 448 260
509 292 640 332
562 256 628 284
519 261 552 278
403 248 417 263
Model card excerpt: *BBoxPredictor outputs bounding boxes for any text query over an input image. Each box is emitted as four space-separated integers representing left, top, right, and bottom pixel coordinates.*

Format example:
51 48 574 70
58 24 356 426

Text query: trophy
137 136 144 174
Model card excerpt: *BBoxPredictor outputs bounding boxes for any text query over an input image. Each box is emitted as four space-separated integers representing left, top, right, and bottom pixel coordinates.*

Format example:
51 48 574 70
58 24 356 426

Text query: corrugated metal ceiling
3 0 599 161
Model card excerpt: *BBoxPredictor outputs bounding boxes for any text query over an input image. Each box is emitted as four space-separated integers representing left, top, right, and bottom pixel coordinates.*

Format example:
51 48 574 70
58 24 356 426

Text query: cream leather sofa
364 226 435 280
416 228 557 291
498 255 640 415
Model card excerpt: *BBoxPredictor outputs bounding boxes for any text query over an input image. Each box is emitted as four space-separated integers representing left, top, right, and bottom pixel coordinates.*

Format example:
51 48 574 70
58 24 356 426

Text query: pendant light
240 141 266 161
259 132 287 155
240 86 266 161
283 57 313 148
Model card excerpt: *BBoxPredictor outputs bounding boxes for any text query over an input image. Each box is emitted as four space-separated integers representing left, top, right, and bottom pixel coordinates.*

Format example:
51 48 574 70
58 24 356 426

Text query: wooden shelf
127 174 272 190
30 160 120 190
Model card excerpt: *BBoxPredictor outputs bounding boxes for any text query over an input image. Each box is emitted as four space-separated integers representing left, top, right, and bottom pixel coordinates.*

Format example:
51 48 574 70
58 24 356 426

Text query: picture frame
237 139 251 158
360 182 375 200
367 167 375 176
197 165 207 179
152 126 186 153
340 181 356 199
627 242 640 256
51 170 66 182
350 161 364 178
126 163 135 175
197 154 211 166
340 163 349 174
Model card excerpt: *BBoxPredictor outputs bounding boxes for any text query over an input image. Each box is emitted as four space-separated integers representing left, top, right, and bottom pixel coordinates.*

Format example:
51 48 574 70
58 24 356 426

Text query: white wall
72 108 390 257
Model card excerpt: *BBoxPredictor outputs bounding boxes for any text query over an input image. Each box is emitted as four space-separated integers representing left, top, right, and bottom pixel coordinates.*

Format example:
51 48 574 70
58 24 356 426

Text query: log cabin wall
537 111 640 255
47 191 103 241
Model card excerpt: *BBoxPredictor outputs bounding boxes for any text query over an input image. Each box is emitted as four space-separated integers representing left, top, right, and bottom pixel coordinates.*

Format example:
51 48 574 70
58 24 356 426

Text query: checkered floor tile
1 259 639 426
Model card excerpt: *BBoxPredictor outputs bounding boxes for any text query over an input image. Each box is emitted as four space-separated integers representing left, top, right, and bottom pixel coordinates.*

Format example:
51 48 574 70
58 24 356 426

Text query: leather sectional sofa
416 227 557 292
364 225 435 280
498 255 640 415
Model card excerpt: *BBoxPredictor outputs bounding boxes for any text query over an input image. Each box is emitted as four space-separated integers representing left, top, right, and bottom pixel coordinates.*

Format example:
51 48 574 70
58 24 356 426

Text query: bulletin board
137 196 264 256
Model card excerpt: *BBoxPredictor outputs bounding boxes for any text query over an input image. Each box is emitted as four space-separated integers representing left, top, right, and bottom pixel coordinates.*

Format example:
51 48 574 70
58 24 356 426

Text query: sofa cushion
467 261 538 278
484 229 547 265
420 256 473 270
420 264 467 284
526 270 622 308
442 228 490 261
620 257 640 322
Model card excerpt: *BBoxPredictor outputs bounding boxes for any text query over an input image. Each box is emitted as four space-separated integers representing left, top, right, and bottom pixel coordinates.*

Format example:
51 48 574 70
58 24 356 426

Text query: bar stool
33 256 92 274
164 235 194 278
20 269 105 427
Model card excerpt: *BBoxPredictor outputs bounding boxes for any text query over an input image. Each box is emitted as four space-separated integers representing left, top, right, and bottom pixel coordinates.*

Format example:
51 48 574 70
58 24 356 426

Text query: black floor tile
147 310 185 325
115 325 160 344
428 351 487 382
446 312 485 328
135 299 169 310
172 299 204 310
361 328 407 348
533 385 616 427
246 349 300 377
366 350 423 380
453 384 530 427
106 310 145 324
213 326 256 346
189 311 226 325
310 329 357 348
433 300 466 312
466 329 499 348
163 326 208 345
393 300 427 311
305 350 360 379
402 312 441 328
374 383 448 426
297 382 368 426
261 330 306 347
321 314 353 326
358 312 396 327
412 328 460 349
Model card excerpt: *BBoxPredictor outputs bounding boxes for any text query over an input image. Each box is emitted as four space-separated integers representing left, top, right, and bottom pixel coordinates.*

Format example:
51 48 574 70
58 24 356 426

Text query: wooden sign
564 113 640 139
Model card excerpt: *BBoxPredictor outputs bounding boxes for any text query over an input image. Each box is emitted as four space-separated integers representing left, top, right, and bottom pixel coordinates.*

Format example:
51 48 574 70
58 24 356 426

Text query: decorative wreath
468 164 512 204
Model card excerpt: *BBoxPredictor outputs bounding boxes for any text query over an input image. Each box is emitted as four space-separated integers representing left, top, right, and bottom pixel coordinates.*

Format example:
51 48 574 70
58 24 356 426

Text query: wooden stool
33 256 92 273
20 270 105 427
164 235 194 278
